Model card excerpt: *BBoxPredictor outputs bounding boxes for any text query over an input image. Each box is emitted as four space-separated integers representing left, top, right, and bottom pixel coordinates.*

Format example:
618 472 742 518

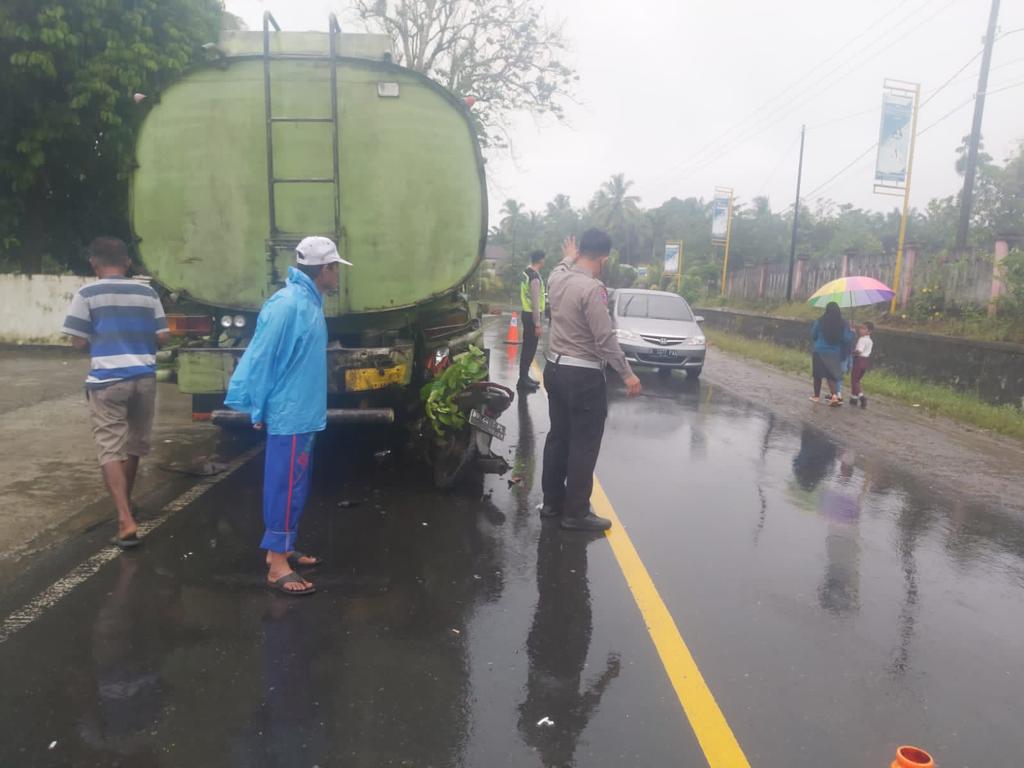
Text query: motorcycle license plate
469 409 505 441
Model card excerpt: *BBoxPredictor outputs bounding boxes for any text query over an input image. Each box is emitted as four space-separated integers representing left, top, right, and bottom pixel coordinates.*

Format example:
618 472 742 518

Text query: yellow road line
531 361 750 768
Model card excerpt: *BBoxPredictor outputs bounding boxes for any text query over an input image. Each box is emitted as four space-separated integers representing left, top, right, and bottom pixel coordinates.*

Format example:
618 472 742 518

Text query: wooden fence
725 245 1002 309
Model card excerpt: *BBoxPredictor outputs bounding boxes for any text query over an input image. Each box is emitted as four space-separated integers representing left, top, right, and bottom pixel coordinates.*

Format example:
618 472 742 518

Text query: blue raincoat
225 267 328 435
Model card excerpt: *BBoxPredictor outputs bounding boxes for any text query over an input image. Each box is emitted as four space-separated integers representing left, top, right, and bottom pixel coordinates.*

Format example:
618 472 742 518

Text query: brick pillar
990 238 1009 317
841 250 853 278
899 243 917 308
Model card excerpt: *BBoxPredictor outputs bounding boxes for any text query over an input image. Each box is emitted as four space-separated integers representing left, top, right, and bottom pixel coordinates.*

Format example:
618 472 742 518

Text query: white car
611 289 706 377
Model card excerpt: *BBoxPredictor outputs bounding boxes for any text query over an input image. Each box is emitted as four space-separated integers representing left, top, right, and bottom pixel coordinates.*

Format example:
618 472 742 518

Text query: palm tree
501 199 525 258
590 174 642 262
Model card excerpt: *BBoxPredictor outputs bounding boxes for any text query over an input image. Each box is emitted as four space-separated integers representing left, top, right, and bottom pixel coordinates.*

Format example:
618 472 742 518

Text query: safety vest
520 267 546 314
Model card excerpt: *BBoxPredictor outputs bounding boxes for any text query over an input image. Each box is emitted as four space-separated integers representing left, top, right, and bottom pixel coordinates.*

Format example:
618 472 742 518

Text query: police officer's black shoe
538 502 561 518
560 513 612 531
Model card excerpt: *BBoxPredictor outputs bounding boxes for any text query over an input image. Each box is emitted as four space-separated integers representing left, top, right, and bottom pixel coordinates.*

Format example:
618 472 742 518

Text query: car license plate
345 365 408 392
469 409 505 441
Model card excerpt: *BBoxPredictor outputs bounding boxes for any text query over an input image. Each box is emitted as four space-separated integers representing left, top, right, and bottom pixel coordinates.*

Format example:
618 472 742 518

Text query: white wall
0 274 91 344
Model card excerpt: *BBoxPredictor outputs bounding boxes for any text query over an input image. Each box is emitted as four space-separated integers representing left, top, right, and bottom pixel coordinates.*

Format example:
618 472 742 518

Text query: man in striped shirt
62 237 169 548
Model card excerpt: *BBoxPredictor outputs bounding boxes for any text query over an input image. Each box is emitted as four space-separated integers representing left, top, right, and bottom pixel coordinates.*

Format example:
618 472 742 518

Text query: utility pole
955 0 1001 251
785 124 806 301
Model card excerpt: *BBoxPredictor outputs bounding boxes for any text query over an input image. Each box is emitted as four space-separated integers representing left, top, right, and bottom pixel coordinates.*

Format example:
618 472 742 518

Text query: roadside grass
707 329 1024 441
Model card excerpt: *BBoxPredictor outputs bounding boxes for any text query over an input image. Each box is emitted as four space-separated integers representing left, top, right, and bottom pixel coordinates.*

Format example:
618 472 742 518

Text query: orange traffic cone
504 311 521 345
891 746 934 768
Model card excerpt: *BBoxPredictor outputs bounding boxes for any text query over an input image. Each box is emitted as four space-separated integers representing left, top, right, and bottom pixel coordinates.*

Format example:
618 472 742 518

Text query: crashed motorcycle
431 381 514 489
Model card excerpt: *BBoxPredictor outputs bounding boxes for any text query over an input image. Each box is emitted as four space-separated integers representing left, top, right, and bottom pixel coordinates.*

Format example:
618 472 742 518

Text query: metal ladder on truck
261 12 343 285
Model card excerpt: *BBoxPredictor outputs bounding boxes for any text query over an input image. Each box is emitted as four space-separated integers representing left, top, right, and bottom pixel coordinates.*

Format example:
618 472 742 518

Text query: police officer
541 229 641 531
518 250 546 391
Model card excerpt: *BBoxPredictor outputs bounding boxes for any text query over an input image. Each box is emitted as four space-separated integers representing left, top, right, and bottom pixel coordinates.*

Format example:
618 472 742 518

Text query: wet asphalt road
2 318 1023 767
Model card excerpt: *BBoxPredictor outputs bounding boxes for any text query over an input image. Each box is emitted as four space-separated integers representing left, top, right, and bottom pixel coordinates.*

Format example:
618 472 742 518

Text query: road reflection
518 526 619 767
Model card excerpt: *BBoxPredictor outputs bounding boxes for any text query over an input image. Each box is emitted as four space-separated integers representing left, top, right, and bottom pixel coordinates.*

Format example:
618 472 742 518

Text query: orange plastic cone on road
891 746 934 768
504 311 521 345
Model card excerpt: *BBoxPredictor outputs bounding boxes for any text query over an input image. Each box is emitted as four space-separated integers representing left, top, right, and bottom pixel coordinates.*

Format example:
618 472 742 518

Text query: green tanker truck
134 16 489 438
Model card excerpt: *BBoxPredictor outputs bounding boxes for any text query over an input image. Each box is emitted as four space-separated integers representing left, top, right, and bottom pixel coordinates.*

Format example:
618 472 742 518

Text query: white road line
0 445 262 645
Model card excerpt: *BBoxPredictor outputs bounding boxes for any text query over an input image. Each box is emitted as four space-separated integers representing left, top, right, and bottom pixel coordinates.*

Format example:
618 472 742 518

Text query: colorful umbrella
807 275 894 308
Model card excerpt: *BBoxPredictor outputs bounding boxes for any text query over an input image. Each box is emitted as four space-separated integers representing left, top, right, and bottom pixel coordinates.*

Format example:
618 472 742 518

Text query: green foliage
907 284 947 322
420 345 488 437
353 0 576 151
999 248 1024 319
0 0 224 273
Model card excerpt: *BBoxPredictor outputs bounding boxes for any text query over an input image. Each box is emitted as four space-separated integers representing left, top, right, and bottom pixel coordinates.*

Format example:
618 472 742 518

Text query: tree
0 0 224 272
590 174 643 264
500 198 525 258
353 0 576 149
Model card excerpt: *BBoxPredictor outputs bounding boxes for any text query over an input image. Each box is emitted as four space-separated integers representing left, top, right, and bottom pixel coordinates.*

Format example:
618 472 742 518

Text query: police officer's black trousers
519 311 539 383
541 362 607 518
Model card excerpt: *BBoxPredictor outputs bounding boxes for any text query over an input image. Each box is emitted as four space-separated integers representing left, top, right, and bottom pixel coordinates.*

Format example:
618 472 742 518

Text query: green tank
132 29 486 315
137 21 488 424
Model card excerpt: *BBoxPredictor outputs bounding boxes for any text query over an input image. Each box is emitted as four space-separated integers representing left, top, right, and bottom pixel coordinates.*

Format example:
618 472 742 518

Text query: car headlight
615 328 641 342
220 315 233 329
693 336 706 345
233 314 246 329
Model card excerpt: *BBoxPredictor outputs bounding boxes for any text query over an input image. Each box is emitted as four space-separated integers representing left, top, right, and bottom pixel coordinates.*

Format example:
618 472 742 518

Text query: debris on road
536 716 554 727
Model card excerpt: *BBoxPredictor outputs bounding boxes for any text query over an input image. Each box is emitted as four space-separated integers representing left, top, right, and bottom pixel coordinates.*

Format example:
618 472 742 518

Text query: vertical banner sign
664 242 682 274
874 79 921 313
712 187 734 295
711 195 731 241
874 90 914 189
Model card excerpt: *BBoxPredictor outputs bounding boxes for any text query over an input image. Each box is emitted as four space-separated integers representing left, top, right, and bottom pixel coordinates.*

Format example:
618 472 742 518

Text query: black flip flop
287 551 323 569
112 532 142 549
268 572 316 596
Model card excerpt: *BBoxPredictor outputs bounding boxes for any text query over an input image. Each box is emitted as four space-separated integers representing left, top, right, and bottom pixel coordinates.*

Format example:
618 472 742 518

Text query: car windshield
617 294 693 321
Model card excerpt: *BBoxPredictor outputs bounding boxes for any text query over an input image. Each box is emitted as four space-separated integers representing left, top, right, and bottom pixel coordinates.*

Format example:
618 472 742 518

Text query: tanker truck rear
133 18 487 430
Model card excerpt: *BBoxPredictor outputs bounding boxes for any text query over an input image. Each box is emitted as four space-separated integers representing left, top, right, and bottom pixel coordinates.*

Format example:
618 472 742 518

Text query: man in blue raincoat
226 236 351 595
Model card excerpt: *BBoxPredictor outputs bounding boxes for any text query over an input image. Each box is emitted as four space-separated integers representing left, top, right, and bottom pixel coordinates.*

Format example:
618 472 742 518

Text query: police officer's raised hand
624 374 642 398
562 236 579 263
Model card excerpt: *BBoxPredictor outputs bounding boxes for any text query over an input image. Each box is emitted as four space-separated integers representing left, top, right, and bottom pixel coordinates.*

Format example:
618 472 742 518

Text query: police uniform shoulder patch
598 287 608 304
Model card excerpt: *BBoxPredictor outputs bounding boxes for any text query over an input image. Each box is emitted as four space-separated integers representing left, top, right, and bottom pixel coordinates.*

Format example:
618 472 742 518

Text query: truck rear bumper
178 344 414 395
210 408 395 427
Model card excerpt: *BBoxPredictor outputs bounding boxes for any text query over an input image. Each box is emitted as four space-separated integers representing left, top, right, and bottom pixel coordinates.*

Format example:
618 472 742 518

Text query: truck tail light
167 314 214 337
425 346 451 378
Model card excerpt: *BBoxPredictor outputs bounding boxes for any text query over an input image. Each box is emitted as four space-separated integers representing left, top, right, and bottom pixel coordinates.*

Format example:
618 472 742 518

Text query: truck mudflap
177 343 415 396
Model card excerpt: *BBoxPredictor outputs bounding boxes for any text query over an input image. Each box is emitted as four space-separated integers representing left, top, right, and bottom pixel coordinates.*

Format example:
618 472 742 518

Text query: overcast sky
226 0 1024 222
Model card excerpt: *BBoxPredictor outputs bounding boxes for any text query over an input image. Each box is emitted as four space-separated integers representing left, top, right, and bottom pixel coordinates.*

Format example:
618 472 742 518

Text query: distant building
481 244 515 277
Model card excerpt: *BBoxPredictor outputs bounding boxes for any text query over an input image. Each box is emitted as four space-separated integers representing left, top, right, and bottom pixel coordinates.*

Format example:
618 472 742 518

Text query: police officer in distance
518 250 547 392
541 229 641 531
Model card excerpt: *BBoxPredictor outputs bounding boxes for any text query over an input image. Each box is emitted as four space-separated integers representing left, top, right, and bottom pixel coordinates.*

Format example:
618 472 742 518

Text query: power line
802 142 878 200
661 0 956 182
756 133 801 195
802 76 1024 200
657 0 919 179
918 78 1024 135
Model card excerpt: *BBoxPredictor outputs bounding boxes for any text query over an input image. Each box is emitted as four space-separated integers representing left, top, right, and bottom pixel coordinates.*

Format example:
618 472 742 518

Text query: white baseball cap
295 236 353 266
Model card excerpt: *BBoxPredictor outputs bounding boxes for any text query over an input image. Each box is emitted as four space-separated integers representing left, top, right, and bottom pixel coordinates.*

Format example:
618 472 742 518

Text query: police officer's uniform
541 261 634 529
519 265 546 387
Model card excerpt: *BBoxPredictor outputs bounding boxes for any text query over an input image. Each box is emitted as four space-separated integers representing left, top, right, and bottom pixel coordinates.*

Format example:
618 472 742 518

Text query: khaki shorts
87 377 157 466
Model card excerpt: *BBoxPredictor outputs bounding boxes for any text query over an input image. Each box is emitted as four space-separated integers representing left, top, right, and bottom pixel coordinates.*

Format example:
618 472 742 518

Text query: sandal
287 551 323 569
267 572 316 596
112 532 142 549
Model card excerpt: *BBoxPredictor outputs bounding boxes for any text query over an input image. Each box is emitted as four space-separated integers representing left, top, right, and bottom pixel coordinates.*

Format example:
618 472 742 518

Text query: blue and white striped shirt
62 278 169 388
